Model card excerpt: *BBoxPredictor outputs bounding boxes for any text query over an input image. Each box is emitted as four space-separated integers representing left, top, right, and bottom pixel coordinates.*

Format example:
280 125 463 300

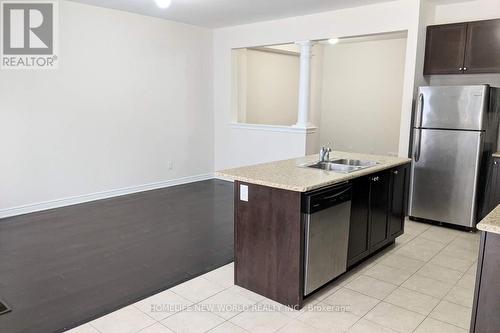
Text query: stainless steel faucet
319 146 332 162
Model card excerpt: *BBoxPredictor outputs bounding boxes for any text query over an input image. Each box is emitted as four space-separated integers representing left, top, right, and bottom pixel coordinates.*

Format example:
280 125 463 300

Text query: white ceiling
68 0 390 28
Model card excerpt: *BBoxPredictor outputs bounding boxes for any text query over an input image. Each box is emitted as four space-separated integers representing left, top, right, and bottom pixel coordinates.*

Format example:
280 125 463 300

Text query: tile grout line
157 321 176 333
200 319 233 333
341 298 382 332
138 321 174 333
89 322 104 333
370 260 423 277
360 316 404 333
412 317 469 333
227 318 252 332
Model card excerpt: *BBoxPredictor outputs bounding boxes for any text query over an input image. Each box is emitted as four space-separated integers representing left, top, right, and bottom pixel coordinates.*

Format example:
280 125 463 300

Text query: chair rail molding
229 122 317 134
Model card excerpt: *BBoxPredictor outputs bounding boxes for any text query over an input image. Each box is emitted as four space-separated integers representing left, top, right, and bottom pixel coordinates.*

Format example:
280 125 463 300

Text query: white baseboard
0 173 215 219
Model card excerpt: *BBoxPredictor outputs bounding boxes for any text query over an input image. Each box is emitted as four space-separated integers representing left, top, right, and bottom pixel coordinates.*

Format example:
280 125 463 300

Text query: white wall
244 49 299 125
412 0 434 93
305 43 326 155
213 0 422 170
319 37 407 156
433 0 500 24
0 1 214 216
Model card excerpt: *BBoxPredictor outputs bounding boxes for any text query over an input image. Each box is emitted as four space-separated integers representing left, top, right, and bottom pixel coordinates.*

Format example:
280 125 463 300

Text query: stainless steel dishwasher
303 182 352 296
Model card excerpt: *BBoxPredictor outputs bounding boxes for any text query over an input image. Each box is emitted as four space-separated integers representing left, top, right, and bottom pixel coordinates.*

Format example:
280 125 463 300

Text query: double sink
301 158 379 173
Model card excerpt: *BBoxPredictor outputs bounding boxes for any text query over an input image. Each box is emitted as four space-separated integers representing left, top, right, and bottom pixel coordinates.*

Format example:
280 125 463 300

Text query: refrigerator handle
414 129 422 162
416 93 424 128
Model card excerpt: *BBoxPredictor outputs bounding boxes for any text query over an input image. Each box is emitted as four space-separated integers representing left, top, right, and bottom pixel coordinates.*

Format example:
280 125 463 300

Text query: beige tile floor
67 219 479 333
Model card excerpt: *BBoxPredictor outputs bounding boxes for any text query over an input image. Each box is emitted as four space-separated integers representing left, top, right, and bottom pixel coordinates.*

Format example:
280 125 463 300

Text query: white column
294 40 314 128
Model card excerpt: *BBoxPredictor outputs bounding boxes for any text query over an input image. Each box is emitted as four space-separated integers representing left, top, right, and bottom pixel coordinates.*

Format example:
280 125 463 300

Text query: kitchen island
217 151 411 309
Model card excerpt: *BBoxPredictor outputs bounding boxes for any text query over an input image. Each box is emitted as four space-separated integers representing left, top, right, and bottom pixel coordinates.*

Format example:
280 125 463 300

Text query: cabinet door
347 176 370 267
424 23 468 75
464 19 500 74
369 172 390 252
389 165 408 238
489 158 500 212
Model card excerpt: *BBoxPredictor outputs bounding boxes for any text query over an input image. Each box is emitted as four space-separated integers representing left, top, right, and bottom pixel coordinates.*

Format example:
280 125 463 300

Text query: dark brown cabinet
347 176 371 266
424 19 500 75
347 165 409 267
486 157 500 214
388 165 409 238
369 172 391 252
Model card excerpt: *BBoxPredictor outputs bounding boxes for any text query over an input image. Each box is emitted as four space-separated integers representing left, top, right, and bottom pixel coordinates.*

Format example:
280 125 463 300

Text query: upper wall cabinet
424 19 500 75
424 23 468 75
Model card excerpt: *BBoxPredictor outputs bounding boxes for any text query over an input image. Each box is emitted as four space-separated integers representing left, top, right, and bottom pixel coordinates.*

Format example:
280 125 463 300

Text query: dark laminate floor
0 179 234 333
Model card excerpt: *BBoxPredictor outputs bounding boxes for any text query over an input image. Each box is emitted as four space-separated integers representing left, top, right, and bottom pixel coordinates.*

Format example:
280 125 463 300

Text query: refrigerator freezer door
416 85 489 130
409 129 482 227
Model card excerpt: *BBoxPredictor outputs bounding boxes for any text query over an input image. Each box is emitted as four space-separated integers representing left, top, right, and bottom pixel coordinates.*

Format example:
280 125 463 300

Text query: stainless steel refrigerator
409 85 500 228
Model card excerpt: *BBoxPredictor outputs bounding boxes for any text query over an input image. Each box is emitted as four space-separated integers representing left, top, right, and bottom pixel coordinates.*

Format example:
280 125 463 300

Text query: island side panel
234 181 304 308
471 231 500 333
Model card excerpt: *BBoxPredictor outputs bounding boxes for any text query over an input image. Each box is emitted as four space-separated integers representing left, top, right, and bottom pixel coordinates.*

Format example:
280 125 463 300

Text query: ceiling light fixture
155 0 172 9
328 38 339 45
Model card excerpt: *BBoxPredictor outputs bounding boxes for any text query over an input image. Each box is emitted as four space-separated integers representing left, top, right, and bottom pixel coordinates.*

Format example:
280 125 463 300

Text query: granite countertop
216 151 411 192
493 152 500 158
477 204 500 234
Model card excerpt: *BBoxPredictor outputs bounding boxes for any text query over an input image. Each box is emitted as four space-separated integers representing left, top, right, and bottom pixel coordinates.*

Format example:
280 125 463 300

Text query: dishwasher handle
322 187 351 201
303 183 352 214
